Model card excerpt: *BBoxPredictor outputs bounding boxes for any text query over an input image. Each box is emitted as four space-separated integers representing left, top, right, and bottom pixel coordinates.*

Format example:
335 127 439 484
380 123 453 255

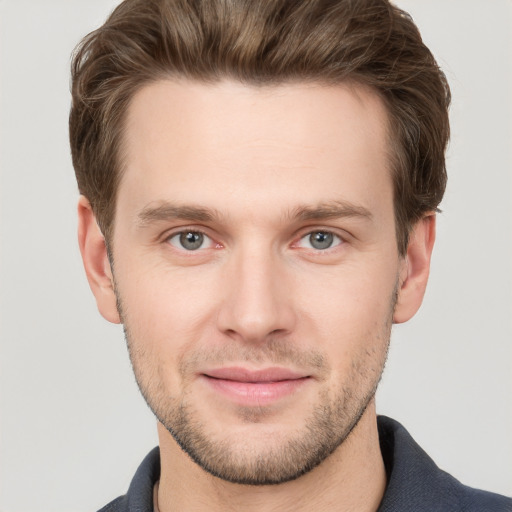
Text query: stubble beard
118 289 395 486
154 372 382 485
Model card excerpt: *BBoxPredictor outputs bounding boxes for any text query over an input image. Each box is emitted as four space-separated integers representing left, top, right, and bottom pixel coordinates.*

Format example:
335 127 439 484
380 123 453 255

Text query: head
72 0 449 486
70 0 450 256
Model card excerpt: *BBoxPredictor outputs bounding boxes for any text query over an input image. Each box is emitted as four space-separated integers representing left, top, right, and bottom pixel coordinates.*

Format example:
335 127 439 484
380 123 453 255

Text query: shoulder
455 485 512 512
377 416 512 512
97 496 125 512
431 467 512 512
96 447 160 512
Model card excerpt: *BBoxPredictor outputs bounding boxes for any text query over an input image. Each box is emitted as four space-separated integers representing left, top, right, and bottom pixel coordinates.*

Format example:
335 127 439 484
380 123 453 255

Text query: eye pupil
180 231 204 250
309 231 334 250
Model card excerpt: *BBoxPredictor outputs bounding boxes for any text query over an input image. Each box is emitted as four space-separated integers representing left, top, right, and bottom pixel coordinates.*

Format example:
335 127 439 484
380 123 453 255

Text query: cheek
119 258 217 320
295 260 397 329
119 267 219 390
292 259 396 376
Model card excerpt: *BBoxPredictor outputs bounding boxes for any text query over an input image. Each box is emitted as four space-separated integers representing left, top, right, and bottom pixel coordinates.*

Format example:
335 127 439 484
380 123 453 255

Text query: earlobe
77 196 121 324
393 214 436 324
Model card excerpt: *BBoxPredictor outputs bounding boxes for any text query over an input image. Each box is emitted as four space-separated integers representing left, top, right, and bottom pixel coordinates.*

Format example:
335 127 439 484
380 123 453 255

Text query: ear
77 196 121 324
393 214 436 324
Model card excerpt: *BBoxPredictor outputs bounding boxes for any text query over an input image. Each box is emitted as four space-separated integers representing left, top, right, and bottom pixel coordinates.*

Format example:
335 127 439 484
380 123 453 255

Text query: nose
216 245 297 344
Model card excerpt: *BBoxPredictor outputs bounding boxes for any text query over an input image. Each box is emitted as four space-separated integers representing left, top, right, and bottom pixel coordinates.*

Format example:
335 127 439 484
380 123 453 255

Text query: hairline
104 75 407 255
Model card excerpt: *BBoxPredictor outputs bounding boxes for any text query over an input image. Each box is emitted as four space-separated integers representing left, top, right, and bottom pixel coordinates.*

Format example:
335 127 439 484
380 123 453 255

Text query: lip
203 366 306 382
200 367 311 406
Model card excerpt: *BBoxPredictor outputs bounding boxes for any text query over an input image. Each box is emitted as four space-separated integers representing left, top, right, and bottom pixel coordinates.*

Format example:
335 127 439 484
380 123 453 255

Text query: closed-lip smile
200 366 311 405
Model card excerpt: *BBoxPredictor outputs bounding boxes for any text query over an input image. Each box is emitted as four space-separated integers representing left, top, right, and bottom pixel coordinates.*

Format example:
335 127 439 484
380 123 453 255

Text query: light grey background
1 1 511 510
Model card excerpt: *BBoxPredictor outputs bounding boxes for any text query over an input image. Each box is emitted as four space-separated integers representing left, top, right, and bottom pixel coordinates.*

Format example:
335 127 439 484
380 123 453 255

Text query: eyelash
293 230 344 251
164 227 345 254
165 229 218 251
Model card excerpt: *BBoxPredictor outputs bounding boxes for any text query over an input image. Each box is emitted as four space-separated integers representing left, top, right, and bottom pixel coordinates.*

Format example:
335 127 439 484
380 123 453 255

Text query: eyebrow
136 199 372 227
290 200 373 222
136 203 222 226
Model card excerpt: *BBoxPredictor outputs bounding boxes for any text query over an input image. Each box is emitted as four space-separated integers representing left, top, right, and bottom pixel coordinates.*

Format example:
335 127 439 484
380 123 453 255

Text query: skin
78 79 435 511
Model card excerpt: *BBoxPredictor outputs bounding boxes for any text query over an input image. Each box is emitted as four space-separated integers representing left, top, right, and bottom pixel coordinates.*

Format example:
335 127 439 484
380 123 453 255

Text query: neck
156 402 386 512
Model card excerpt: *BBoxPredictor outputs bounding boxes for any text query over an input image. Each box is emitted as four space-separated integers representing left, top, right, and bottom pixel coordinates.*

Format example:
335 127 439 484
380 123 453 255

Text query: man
69 0 511 511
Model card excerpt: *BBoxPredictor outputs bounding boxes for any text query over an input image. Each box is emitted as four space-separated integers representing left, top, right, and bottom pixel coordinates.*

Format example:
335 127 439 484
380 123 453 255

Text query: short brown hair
69 0 450 255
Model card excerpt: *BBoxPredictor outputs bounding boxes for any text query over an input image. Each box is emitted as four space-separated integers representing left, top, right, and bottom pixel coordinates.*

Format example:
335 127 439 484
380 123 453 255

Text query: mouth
200 367 311 406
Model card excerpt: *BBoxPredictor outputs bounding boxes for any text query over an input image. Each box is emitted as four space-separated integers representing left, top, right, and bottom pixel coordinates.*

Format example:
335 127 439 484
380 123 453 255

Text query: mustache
177 338 329 378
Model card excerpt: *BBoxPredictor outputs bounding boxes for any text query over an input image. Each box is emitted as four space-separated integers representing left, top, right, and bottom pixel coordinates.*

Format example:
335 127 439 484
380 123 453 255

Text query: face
101 80 406 484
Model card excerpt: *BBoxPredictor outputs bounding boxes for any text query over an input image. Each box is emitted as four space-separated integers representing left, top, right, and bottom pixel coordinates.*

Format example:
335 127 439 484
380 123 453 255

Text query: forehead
119 79 393 222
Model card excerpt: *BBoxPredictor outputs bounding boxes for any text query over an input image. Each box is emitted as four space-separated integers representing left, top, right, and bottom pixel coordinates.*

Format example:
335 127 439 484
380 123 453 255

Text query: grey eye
309 231 334 250
169 231 209 251
297 231 342 250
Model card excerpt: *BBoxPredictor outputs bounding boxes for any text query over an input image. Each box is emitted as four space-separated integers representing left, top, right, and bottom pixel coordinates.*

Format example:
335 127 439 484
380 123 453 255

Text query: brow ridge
136 202 220 226
136 199 372 227
290 200 373 222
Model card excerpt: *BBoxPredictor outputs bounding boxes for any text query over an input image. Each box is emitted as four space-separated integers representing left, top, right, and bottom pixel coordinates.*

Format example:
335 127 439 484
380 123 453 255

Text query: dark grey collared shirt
97 416 512 512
